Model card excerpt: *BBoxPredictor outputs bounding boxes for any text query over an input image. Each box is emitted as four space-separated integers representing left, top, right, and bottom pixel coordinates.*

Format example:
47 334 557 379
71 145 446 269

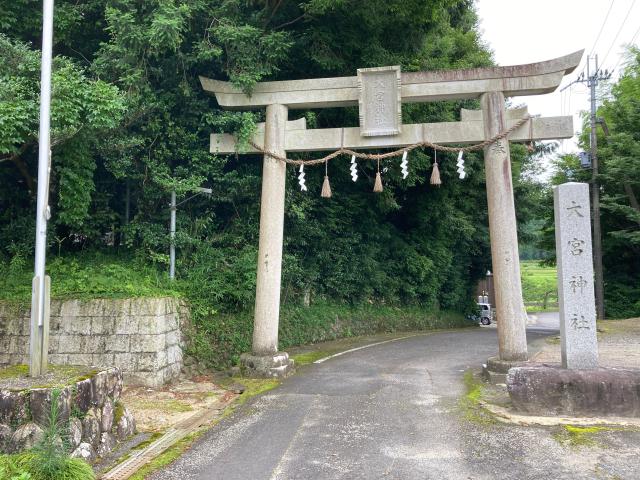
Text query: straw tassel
321 160 332 198
430 149 442 186
373 159 383 192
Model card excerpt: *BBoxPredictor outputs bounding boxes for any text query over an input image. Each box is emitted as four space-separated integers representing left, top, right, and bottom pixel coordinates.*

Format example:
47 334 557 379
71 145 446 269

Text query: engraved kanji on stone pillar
554 182 599 369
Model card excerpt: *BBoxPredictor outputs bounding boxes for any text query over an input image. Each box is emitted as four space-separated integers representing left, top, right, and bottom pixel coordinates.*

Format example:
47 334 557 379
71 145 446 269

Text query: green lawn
520 260 558 312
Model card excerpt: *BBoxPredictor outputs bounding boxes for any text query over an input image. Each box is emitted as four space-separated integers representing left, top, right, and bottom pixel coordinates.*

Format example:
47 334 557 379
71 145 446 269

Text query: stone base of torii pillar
239 351 294 378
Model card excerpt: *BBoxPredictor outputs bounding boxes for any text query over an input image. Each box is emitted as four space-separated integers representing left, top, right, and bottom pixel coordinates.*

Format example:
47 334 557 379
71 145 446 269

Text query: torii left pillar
481 91 529 383
239 103 295 377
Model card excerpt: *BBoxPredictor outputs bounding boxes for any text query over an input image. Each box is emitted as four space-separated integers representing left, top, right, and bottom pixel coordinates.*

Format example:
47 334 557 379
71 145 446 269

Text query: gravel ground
151 327 640 480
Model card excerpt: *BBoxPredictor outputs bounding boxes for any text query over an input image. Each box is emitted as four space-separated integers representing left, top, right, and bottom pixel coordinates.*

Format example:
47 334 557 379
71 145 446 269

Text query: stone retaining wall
0 367 135 461
0 297 188 387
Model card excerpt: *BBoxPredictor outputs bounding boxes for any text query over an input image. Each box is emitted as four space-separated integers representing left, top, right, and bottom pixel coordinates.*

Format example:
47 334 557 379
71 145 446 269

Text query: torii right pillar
481 91 529 377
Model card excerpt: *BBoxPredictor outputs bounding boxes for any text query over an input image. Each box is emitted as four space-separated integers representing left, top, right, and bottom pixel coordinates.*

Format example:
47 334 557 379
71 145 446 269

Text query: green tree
0 0 547 364
539 47 640 317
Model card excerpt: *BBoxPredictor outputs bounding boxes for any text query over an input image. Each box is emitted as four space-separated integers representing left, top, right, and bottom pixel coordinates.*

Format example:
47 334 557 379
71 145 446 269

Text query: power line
611 22 640 73
590 0 617 55
601 0 637 68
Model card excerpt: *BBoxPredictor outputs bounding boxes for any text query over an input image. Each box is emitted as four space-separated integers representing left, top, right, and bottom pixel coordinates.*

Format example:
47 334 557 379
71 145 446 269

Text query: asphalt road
153 325 640 480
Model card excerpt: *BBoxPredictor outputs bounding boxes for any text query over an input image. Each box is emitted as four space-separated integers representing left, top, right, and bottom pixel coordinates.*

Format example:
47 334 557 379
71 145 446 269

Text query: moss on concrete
458 370 497 426
552 425 608 447
290 350 333 366
0 364 98 391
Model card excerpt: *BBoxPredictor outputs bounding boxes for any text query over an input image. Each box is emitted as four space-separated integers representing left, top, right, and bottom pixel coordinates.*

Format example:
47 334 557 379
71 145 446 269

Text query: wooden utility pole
561 55 611 320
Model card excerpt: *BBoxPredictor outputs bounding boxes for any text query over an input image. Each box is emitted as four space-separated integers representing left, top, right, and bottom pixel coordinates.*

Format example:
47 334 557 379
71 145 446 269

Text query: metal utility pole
169 191 177 280
168 187 212 280
562 55 611 320
30 0 55 377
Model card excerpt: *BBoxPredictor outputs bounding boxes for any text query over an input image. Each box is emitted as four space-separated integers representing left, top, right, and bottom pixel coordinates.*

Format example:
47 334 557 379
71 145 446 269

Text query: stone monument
507 182 640 417
554 182 598 368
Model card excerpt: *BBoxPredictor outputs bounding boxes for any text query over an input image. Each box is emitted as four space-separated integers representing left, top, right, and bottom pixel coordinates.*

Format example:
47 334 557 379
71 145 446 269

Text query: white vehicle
477 302 493 325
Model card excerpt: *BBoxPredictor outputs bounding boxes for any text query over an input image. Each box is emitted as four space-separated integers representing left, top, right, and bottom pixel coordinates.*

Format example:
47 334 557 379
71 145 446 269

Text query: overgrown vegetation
0 252 179 304
0 390 95 480
187 303 468 369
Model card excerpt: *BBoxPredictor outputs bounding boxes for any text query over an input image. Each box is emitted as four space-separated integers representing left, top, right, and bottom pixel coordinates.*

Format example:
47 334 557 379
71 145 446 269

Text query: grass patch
135 399 193 414
0 364 29 380
458 370 496 425
219 377 281 410
552 425 610 448
545 335 561 345
521 260 558 312
132 432 164 451
128 432 199 480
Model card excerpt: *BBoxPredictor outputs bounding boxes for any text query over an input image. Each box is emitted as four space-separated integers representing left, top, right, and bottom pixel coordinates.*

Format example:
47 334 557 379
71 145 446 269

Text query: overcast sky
475 0 640 155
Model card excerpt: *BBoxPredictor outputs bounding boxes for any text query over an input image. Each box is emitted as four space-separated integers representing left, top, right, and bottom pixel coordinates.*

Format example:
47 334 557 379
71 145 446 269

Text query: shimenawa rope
248 115 533 166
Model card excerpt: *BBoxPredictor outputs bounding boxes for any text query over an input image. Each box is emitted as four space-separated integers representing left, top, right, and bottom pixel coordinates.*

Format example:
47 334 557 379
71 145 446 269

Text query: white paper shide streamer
456 150 466 179
298 164 307 191
350 155 358 182
400 150 409 179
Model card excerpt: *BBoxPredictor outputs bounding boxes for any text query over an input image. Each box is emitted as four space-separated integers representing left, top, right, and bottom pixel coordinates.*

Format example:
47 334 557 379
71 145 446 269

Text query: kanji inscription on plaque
357 66 402 137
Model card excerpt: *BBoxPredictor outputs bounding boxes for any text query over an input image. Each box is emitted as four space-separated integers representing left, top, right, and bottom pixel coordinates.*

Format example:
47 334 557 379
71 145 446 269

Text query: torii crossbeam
201 51 582 377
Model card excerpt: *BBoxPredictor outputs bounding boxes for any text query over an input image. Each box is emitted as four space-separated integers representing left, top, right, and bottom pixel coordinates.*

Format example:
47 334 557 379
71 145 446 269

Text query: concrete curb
480 401 640 427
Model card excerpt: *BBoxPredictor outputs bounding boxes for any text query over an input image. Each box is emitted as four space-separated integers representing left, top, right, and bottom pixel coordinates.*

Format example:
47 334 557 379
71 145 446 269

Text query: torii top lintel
200 50 583 110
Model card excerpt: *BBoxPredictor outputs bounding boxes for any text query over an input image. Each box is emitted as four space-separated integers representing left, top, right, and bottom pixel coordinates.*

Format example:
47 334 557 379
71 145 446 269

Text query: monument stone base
239 352 294 378
482 356 529 384
507 365 640 417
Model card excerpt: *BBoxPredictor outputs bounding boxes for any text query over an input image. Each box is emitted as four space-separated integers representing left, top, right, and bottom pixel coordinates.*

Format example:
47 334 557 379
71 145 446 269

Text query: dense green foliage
0 251 179 302
0 0 552 365
540 48 640 318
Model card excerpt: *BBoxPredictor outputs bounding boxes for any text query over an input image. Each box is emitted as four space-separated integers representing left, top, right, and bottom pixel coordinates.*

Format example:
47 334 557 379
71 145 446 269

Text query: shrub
0 390 95 480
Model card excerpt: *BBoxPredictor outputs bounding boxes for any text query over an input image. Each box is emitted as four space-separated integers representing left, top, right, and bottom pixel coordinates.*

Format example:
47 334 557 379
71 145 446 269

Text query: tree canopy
0 0 565 364
541 47 640 318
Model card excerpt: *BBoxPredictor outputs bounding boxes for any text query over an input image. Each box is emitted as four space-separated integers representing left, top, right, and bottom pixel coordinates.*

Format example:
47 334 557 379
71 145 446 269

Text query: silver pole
30 0 54 377
169 191 176 280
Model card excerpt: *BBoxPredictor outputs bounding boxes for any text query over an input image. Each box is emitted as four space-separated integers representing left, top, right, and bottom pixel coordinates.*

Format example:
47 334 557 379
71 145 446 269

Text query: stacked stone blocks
0 367 136 461
0 297 186 387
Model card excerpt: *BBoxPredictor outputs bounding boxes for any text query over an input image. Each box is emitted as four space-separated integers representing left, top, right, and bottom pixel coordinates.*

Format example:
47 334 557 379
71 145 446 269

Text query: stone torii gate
201 51 582 377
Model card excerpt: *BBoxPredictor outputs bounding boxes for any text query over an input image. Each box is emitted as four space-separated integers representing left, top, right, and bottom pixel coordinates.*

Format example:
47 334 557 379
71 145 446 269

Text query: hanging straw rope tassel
373 159 383 193
430 148 442 186
321 160 332 198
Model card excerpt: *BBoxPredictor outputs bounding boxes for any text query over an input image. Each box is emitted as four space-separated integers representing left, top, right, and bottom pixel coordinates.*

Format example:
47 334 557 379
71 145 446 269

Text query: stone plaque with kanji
357 66 402 137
